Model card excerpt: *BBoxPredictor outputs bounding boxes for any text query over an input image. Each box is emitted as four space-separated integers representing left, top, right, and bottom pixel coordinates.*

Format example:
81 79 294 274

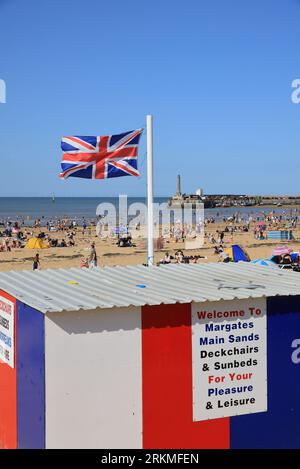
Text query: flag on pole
59 129 143 180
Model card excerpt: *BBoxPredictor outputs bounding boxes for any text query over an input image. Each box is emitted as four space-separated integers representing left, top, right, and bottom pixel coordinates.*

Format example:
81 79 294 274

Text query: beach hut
1 263 300 449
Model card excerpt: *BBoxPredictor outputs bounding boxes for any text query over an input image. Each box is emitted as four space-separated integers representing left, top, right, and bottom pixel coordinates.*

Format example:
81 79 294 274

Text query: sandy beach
1 216 299 272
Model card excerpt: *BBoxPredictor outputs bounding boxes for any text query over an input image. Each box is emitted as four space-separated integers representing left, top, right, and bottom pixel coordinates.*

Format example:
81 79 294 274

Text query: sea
0 197 299 227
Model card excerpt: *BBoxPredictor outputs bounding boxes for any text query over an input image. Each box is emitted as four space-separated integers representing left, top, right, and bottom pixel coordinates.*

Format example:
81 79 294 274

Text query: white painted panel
45 307 142 449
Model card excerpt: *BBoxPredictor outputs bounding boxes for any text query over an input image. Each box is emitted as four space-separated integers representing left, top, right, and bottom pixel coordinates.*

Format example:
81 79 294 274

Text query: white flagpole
146 114 154 266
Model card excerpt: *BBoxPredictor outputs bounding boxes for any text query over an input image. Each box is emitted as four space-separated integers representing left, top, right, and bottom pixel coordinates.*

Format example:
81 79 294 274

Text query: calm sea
0 197 299 226
0 197 168 223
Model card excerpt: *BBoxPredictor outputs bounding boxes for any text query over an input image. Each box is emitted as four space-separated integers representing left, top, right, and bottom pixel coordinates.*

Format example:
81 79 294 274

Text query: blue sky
0 0 300 197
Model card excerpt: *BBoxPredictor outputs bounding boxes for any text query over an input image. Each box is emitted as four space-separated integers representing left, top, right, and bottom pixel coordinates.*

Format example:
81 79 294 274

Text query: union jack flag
59 129 143 180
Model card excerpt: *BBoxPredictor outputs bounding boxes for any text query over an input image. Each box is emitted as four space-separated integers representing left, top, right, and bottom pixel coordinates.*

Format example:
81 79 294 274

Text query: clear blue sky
0 0 300 197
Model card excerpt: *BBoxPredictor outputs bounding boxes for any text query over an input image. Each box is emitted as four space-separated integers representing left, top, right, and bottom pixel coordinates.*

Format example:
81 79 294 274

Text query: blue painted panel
16 301 45 449
231 295 300 448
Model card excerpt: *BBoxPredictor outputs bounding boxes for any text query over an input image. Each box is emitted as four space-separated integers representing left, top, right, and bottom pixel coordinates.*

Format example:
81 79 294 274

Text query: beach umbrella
251 259 278 268
272 245 293 256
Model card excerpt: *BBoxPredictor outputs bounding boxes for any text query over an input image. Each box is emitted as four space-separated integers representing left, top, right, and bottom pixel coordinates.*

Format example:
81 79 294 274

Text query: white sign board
192 298 267 421
0 296 14 368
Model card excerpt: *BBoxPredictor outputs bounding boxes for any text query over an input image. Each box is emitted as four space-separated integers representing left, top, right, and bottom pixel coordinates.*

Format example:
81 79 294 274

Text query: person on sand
88 242 98 268
281 254 292 265
160 252 172 265
218 247 230 263
80 257 89 268
33 253 40 271
175 250 184 263
214 245 223 255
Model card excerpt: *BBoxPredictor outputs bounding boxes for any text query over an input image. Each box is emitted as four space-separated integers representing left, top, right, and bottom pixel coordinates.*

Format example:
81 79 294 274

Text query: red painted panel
0 290 17 449
142 303 229 449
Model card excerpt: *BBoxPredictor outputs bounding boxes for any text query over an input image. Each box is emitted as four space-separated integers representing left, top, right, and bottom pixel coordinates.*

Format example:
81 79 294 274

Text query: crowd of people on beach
0 218 99 270
1 208 300 271
0 219 87 251
0 222 27 251
159 250 207 265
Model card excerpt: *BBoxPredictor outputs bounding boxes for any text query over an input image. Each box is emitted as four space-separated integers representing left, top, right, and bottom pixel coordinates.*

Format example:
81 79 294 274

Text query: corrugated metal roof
0 263 300 313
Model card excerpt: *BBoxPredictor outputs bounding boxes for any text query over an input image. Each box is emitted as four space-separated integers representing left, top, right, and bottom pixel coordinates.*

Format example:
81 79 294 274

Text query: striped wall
266 231 293 240
1 294 300 448
0 290 17 449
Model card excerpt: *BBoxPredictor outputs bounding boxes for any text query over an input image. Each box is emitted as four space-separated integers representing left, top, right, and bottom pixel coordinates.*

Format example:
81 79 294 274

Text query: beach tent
226 244 250 262
25 238 47 249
